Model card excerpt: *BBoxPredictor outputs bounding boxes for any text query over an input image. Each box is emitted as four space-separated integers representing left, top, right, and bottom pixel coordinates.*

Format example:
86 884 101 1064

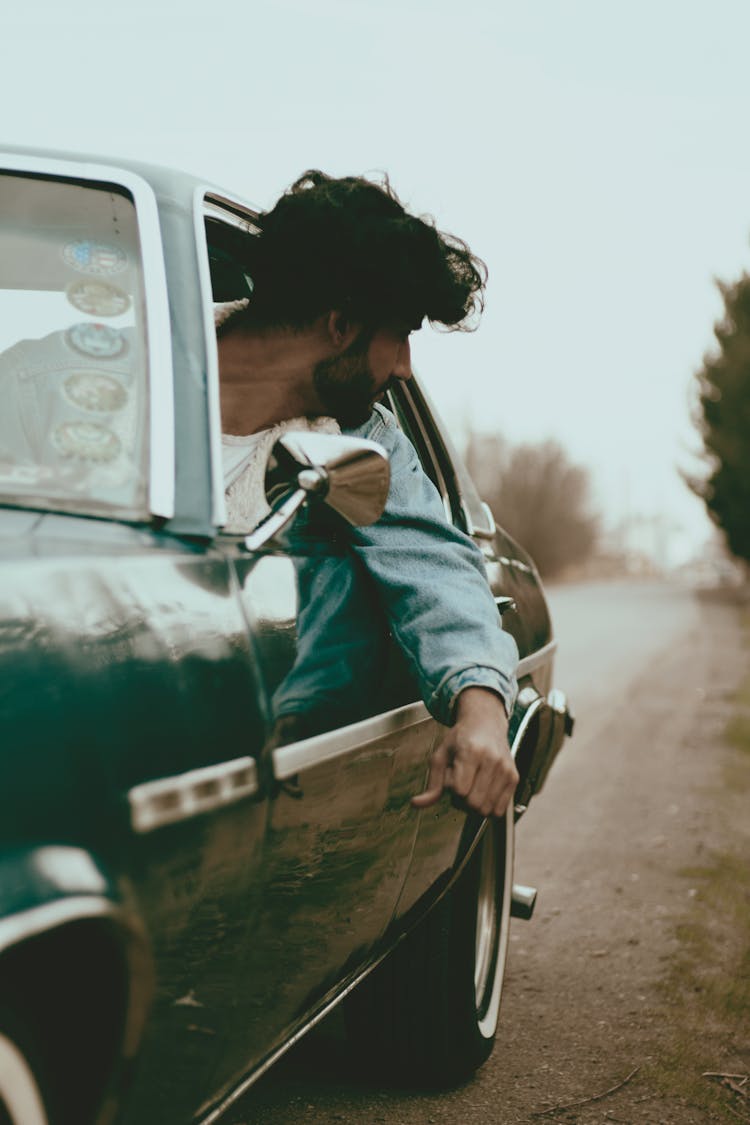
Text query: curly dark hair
241 170 487 332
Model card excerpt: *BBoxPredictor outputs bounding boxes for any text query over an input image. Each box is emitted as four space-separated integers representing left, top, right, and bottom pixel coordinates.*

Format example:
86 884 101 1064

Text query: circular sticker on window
62 240 128 276
65 323 126 360
64 372 128 413
66 280 130 318
52 421 121 462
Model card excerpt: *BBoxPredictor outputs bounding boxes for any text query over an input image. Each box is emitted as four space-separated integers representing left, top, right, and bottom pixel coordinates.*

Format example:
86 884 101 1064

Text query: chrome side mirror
244 432 390 551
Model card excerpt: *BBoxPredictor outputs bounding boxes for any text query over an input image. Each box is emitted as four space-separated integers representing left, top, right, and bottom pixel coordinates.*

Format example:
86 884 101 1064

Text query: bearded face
312 332 379 428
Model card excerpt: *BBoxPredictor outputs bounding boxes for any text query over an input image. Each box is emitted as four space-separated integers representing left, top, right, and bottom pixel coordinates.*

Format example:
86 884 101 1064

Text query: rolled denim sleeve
346 405 519 727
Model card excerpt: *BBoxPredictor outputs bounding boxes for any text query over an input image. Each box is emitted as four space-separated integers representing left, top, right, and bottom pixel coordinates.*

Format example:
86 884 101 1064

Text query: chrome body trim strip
128 757 259 834
272 701 430 781
0 152 175 519
125 643 555 834
0 896 116 956
516 639 557 678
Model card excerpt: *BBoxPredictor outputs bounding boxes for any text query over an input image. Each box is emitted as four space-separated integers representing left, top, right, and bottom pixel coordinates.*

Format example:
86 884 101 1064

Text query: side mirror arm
243 487 306 551
243 466 329 551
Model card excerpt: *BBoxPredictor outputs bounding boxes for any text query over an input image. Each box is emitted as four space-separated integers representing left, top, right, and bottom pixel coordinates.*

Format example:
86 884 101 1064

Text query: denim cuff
434 666 518 726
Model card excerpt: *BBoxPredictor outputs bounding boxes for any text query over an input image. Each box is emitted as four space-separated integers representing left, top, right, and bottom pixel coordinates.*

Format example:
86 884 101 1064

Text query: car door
127 525 439 1125
129 193 437 1120
196 473 436 1110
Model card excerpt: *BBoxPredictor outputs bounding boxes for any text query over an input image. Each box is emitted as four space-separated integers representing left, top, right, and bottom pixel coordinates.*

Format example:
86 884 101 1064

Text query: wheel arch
0 846 153 1125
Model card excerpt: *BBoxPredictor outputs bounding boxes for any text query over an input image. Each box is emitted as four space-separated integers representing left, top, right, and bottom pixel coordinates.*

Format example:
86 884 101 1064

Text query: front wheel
345 813 514 1085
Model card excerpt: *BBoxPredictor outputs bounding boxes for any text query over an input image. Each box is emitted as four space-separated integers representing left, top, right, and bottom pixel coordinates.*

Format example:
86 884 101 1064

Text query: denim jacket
272 404 518 730
343 404 519 725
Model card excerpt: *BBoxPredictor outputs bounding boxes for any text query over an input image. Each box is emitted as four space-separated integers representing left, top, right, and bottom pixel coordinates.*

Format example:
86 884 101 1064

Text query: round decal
65 322 126 360
62 240 128 276
52 421 121 462
66 280 130 318
64 372 128 413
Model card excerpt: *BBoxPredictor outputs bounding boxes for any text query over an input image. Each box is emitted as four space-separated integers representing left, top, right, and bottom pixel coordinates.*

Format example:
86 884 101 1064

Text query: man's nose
393 339 412 380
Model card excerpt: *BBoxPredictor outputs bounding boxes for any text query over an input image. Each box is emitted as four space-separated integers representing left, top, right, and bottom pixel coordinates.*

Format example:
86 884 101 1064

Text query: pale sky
4 0 750 563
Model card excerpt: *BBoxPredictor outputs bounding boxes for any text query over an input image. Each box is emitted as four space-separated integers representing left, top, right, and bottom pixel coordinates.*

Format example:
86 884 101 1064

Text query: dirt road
229 580 749 1124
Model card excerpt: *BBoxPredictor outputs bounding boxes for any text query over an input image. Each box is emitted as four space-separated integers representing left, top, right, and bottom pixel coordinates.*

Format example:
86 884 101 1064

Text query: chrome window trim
194 185 228 528
193 186 263 529
0 152 175 519
128 756 259 834
273 700 430 781
203 194 262 235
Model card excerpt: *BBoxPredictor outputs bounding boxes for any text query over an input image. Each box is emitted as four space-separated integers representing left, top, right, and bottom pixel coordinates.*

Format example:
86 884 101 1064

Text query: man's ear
326 310 361 352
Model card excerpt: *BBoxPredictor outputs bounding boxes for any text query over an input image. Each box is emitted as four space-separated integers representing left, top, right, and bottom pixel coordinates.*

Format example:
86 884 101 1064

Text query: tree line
690 273 750 568
465 433 599 580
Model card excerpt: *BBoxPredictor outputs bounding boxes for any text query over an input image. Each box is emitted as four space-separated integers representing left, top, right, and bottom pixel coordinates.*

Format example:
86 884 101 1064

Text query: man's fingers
449 753 479 799
410 786 443 809
464 761 498 817
466 755 519 818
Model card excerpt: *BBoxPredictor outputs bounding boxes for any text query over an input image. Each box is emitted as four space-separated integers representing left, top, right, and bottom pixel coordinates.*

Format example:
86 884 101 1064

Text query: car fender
0 845 153 1059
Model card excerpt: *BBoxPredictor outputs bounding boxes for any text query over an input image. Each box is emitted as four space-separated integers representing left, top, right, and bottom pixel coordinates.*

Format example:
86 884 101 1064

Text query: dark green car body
0 147 570 1124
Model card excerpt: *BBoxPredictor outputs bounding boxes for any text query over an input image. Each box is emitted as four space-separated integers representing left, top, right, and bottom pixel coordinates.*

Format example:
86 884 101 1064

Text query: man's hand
411 687 518 818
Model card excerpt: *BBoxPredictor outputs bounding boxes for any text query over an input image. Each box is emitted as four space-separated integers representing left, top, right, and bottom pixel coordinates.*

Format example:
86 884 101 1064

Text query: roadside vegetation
464 433 599 579
649 609 750 1121
690 272 750 572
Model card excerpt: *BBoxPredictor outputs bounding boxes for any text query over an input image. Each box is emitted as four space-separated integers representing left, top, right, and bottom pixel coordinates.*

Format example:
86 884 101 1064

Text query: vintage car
0 147 573 1125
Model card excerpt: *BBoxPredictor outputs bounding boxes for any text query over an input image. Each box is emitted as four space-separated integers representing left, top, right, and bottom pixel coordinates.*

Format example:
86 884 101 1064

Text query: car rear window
0 172 149 519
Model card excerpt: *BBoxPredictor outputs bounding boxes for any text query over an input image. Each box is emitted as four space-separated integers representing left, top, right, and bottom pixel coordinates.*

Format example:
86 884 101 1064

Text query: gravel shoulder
229 589 749 1124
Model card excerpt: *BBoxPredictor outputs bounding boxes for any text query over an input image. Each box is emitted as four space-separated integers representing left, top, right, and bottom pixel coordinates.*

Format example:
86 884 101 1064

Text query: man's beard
312 335 378 429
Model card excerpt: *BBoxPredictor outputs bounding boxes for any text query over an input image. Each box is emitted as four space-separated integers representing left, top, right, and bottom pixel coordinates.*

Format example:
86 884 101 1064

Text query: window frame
386 380 465 529
193 187 264 532
0 151 175 521
389 379 497 540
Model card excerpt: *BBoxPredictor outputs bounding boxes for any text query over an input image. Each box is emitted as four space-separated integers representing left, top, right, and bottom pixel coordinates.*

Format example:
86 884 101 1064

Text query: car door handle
494 596 516 615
